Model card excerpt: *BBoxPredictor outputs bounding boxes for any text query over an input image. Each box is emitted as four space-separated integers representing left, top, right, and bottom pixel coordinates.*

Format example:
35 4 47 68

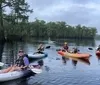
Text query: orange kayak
71 57 90 65
58 51 91 58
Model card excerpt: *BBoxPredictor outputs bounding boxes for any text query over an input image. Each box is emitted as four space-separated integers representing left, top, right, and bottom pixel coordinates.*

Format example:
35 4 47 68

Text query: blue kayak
28 52 48 59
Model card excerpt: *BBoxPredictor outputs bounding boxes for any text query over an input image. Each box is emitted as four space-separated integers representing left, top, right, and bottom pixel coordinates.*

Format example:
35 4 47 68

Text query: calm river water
1 39 100 85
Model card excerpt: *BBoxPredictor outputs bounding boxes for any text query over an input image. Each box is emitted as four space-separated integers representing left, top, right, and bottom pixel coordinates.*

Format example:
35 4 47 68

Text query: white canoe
0 70 32 82
0 67 42 82
28 53 48 59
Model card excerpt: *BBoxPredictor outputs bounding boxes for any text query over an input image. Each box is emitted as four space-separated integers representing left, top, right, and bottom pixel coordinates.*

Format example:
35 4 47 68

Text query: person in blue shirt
16 50 29 67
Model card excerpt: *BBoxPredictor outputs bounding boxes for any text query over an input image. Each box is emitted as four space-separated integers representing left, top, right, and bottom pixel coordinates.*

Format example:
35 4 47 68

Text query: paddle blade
31 68 42 74
88 48 93 50
45 46 51 49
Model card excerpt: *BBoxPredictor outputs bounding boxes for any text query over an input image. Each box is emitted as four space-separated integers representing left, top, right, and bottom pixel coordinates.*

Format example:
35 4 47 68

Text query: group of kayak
57 42 91 65
58 42 91 58
0 44 48 82
1 42 100 82
57 42 100 65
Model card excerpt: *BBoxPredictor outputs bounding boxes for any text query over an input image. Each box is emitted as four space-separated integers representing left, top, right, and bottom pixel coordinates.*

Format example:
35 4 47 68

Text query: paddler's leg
8 66 16 72
62 56 66 63
2 65 18 73
1 66 13 73
8 65 23 72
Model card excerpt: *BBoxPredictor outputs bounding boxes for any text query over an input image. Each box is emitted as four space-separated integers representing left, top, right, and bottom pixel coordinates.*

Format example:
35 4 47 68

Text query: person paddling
72 48 79 53
62 42 69 52
61 42 69 63
38 44 44 52
16 50 29 67
34 44 44 54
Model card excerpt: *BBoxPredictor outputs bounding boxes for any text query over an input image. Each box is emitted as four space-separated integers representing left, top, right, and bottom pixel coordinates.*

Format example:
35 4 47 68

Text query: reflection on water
44 66 50 72
72 60 77 67
61 56 90 68
96 54 100 64
38 60 44 66
0 39 100 85
61 57 69 65
97 55 100 61
95 50 100 64
0 77 29 85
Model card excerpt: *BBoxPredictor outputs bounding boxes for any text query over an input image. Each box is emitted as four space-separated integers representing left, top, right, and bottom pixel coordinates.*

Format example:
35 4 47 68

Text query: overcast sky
26 0 100 34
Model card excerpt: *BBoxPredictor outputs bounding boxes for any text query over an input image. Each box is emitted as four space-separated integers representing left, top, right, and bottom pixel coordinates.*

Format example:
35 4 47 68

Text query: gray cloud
26 0 58 10
70 0 92 4
48 6 92 24
27 0 100 34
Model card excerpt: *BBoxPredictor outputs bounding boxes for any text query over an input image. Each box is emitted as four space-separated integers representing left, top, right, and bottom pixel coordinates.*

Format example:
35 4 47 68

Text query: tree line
0 0 97 41
5 19 97 40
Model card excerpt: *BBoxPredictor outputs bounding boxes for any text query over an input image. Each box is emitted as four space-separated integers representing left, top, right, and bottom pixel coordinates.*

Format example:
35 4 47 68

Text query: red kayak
96 50 100 56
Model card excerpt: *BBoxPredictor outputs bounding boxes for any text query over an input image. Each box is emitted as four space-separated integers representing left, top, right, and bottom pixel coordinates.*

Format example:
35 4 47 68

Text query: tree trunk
0 41 5 62
0 3 5 41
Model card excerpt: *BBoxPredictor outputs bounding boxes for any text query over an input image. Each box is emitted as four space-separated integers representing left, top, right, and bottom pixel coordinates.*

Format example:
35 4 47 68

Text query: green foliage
0 0 97 40
4 19 97 39
0 0 33 40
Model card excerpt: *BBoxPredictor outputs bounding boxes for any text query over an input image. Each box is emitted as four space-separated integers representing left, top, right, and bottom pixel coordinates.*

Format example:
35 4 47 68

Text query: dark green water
0 39 100 85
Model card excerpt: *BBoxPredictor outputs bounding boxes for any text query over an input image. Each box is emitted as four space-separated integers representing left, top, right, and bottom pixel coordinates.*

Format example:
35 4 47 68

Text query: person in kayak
62 42 69 52
34 44 44 54
96 45 100 51
72 48 79 53
0 50 30 73
16 50 29 67
38 44 44 53
62 42 69 63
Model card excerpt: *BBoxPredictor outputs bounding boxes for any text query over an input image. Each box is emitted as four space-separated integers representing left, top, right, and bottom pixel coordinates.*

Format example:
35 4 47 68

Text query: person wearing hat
16 50 29 67
61 42 69 64
63 42 69 52
0 50 30 73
